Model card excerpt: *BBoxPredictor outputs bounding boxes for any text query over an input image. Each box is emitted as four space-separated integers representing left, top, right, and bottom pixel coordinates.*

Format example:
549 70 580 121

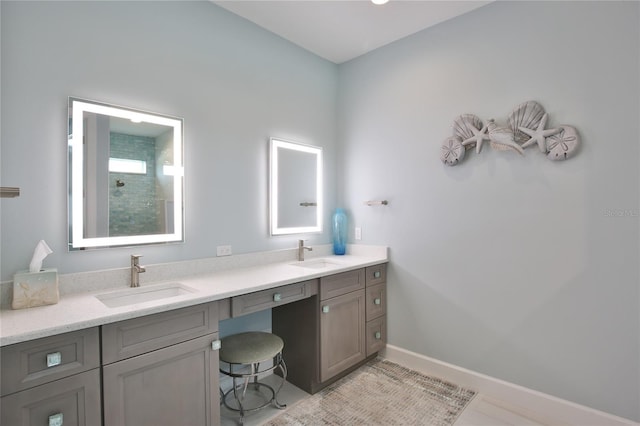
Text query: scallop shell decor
440 136 465 166
453 114 483 145
508 101 546 144
440 101 580 167
454 114 492 154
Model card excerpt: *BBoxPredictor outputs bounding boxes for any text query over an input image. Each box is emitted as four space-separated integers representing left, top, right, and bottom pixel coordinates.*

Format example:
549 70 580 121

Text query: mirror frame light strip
269 138 323 235
69 98 184 248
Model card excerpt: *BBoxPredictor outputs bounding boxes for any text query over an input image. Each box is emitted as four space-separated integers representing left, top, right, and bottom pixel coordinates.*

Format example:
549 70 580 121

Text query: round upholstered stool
219 331 287 424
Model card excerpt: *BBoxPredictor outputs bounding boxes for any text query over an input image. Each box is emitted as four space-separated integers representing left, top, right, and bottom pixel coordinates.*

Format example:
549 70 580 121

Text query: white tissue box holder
12 268 59 310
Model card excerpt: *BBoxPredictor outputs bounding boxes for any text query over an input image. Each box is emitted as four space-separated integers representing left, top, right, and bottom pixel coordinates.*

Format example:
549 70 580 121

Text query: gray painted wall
0 1 337 280
338 1 639 421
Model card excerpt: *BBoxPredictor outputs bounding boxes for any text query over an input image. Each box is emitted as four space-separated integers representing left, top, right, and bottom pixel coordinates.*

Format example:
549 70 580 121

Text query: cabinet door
103 333 220 426
1 369 101 426
319 290 366 383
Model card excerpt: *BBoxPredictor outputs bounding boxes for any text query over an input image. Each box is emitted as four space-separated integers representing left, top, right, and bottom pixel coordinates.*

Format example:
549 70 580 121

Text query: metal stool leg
273 356 287 409
229 364 247 425
231 377 246 424
253 362 260 390
220 351 287 423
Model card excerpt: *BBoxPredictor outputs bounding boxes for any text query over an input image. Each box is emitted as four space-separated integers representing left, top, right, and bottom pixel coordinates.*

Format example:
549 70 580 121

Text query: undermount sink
290 258 343 269
96 282 197 308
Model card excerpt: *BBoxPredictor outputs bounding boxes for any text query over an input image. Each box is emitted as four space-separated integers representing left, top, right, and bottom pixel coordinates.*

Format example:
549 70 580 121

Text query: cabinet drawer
232 280 316 317
365 264 387 286
1 328 100 396
320 269 365 301
365 283 386 321
366 317 386 357
1 368 101 426
102 302 218 364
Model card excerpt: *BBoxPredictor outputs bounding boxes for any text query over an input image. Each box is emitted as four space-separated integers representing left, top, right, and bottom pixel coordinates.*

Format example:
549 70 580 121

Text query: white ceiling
213 1 492 64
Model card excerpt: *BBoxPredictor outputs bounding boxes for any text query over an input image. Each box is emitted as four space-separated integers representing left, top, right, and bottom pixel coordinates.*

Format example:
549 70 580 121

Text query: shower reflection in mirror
68 97 184 249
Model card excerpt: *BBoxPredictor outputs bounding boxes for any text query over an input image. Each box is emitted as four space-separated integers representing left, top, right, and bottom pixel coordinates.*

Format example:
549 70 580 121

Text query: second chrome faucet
297 240 312 261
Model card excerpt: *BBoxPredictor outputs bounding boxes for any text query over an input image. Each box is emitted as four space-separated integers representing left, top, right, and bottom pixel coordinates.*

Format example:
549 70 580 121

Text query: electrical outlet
216 245 232 256
355 227 362 240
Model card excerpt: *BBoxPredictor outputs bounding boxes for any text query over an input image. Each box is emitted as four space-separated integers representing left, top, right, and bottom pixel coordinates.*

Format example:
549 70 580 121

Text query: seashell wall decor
508 100 546 144
487 119 524 155
441 136 465 165
440 101 580 166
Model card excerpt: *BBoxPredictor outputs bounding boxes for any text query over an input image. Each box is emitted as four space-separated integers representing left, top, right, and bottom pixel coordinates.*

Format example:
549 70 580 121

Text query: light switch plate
355 227 362 240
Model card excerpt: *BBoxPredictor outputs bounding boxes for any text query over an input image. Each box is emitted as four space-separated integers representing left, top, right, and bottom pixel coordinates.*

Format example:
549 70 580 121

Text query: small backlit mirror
269 138 322 235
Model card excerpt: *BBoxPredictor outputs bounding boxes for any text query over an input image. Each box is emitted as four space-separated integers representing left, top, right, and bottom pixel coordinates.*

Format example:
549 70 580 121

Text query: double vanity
0 246 388 426
0 98 385 425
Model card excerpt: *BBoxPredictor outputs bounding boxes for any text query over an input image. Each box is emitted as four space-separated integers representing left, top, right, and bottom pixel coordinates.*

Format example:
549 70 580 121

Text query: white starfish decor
440 101 580 166
461 122 491 153
519 113 562 153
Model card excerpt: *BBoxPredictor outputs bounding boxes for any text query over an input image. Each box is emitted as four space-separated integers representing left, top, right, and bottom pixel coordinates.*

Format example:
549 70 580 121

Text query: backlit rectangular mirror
68 97 184 249
269 138 322 235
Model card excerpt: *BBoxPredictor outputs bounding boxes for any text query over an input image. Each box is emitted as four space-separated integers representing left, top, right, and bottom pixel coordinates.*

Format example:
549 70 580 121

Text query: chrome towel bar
364 200 388 206
0 187 20 198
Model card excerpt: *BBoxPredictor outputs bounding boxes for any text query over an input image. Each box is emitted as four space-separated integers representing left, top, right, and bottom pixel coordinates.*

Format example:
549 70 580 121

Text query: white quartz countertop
0 247 388 346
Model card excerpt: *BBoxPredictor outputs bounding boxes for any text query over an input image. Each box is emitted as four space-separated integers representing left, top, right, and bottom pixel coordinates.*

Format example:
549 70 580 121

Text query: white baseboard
381 345 638 426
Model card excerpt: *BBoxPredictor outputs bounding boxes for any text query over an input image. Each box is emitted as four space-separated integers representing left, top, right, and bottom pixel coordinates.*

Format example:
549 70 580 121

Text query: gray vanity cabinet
0 328 102 426
101 302 220 426
273 264 387 394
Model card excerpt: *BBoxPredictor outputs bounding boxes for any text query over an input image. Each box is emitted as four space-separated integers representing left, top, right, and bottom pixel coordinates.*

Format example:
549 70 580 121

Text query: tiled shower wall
109 132 158 236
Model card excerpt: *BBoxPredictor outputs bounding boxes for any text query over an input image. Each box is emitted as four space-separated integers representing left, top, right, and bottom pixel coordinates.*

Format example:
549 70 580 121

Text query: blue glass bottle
332 208 347 255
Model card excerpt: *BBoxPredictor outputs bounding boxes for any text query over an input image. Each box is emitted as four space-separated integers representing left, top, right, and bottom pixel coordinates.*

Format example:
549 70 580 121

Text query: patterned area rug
266 358 476 425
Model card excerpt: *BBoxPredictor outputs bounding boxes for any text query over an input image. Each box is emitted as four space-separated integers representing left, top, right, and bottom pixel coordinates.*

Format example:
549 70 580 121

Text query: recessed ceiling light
371 0 389 5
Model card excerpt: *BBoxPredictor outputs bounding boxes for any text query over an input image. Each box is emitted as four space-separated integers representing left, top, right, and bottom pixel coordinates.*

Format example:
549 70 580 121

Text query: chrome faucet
130 255 146 287
297 240 312 261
